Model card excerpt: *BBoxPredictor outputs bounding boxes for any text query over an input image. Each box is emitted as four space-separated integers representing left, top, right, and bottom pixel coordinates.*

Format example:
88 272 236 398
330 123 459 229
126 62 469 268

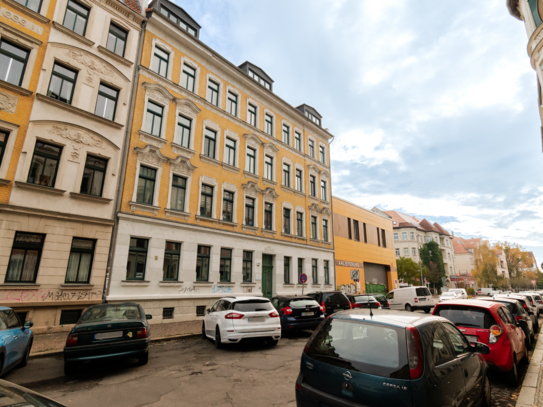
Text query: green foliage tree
396 257 422 285
419 241 446 290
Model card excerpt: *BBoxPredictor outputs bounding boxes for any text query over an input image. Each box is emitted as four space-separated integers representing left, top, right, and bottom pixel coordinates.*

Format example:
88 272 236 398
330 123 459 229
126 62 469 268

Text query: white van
448 288 468 299
386 286 434 313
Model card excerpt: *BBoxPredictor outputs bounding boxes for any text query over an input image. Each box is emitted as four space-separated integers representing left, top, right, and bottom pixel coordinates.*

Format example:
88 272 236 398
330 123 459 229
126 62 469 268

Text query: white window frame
246 98 260 129
395 248 400 256
393 233 398 241
412 248 416 256
197 175 218 219
307 135 317 159
282 201 294 235
132 155 163 208
281 156 293 188
403 248 409 256
295 205 306 237
243 185 259 228
294 127 304 153
0 120 19 180
402 232 408 240
318 143 327 165
244 134 262 175
225 85 241 119
320 177 329 202
294 164 304 193
222 129 239 168
180 56 200 95
220 182 238 223
263 143 279 182
173 98 201 152
166 164 193 212
281 120 292 146
201 119 221 160
205 73 223 109
410 232 414 240
140 83 172 139
321 209 330 242
308 206 320 241
264 109 276 138
150 38 174 80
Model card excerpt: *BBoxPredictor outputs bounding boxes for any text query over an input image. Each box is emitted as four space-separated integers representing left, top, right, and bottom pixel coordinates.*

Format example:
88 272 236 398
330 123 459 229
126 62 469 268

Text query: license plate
94 331 123 340
301 312 314 316
465 335 478 343
419 298 426 301
248 317 264 323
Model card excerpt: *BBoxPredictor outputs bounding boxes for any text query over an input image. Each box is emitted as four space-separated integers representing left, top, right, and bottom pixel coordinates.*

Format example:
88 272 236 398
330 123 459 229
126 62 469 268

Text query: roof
296 104 322 119
119 0 141 13
434 299 501 309
452 236 482 253
274 295 313 300
238 61 274 84
495 249 503 255
452 237 470 254
221 296 268 302
419 219 440 233
382 210 423 230
331 309 436 327
433 222 451 236
507 0 522 20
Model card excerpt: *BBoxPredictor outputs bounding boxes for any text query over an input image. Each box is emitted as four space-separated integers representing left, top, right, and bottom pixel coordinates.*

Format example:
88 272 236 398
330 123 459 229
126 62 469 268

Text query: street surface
4 323 534 407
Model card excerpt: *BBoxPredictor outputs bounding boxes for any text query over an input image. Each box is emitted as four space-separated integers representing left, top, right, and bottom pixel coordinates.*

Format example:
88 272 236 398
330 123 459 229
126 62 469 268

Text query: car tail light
531 300 535 307
523 303 529 311
281 306 293 315
66 334 78 347
295 383 301 391
349 301 352 310
375 302 381 307
137 328 147 339
414 298 419 303
269 311 279 318
515 315 526 322
321 301 326 312
225 313 244 319
406 326 423 379
319 304 325 313
489 325 502 344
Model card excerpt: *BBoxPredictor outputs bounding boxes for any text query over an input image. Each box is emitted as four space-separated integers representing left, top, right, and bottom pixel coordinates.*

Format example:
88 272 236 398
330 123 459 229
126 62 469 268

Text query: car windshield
289 299 319 308
434 306 497 329
233 300 274 312
0 381 64 406
352 296 375 302
81 305 142 323
416 287 431 297
369 294 387 302
306 318 409 379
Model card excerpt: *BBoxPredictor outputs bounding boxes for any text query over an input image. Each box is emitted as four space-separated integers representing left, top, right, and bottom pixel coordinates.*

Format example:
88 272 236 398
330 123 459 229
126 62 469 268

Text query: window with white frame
177 115 191 148
320 180 327 201
170 175 186 211
296 211 304 237
248 103 257 127
323 219 329 242
394 233 398 241
152 46 169 78
227 91 238 116
404 248 409 256
0 40 30 87
309 175 316 197
265 113 273 136
264 155 273 180
200 184 213 217
222 190 234 222
245 197 255 226
203 128 217 159
295 131 302 151
145 101 164 137
207 79 219 106
308 138 315 158
246 147 256 174
264 202 273 230
402 232 408 240
283 208 291 234
225 137 236 167
410 232 414 240
282 123 290 145
295 169 303 192
412 248 416 256
282 163 290 187
395 248 400 256
181 63 196 93
319 145 326 164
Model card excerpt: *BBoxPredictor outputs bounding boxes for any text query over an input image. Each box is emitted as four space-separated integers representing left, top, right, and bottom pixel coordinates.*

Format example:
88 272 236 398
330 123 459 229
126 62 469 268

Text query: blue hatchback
295 309 491 407
0 306 33 375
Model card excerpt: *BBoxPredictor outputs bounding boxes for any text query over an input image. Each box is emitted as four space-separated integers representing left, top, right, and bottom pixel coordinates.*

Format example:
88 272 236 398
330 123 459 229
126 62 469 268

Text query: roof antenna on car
369 305 373 319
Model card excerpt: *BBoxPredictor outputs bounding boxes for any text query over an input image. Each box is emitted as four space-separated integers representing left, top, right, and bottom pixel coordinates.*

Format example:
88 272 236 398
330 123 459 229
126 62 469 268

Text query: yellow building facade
332 197 397 294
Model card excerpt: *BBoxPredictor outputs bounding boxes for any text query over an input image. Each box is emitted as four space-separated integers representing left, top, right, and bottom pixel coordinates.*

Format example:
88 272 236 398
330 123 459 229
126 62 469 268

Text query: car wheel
64 362 77 376
531 334 536 349
19 340 32 368
521 346 529 365
424 309 431 314
215 327 223 349
507 354 518 386
138 352 149 366
268 339 279 346
202 322 207 339
525 335 532 351
405 304 413 312
482 375 491 407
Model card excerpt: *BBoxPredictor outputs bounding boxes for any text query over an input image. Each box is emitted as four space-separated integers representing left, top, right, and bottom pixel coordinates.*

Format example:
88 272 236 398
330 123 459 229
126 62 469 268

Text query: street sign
299 273 307 284
350 269 360 280
531 280 536 287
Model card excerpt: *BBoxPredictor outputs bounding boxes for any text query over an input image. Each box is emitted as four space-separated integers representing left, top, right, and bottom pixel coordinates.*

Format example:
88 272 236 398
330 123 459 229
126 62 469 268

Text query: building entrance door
262 255 273 298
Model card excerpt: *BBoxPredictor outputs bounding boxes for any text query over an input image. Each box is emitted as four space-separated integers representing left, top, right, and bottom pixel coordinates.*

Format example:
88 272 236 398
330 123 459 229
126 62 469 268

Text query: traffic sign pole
299 273 308 295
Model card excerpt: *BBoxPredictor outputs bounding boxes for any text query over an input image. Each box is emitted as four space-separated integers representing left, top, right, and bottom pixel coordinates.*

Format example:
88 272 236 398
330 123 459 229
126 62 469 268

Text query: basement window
162 307 174 320
196 306 206 317
60 309 82 325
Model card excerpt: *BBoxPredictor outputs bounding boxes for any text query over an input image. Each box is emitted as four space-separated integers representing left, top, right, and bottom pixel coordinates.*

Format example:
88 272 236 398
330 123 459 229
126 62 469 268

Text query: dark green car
63 303 152 375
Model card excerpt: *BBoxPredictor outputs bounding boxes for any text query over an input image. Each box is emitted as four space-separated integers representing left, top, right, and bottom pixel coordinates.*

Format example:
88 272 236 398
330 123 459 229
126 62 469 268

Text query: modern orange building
332 196 397 294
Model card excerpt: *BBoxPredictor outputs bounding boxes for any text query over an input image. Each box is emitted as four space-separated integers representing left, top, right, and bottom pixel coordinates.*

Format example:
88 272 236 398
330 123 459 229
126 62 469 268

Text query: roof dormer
238 62 273 91
150 0 201 38
297 104 322 127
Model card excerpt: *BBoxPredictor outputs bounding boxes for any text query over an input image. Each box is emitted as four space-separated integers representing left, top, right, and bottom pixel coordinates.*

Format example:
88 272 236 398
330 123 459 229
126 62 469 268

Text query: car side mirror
529 311 535 316
518 319 528 328
206 308 210 314
146 315 152 320
23 321 33 330
471 342 490 355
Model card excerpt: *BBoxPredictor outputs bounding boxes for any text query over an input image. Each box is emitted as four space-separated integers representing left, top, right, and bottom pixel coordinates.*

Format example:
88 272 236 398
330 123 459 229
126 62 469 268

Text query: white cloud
332 128 399 166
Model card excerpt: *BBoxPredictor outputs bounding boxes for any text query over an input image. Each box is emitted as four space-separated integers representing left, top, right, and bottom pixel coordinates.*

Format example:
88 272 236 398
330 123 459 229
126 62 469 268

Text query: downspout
102 18 148 302
328 132 336 292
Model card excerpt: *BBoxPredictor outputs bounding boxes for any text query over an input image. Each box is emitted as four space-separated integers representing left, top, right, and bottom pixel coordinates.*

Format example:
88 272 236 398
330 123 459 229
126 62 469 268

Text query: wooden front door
262 254 273 299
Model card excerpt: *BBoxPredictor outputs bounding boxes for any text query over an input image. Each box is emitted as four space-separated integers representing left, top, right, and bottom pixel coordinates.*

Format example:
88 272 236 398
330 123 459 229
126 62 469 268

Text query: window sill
199 154 221 167
129 201 160 215
309 196 319 204
283 284 295 287
70 192 112 204
281 185 295 194
97 45 133 67
243 171 260 181
261 228 276 237
262 178 277 187
221 163 240 174
240 282 256 286
2 0 50 23
15 181 65 195
159 281 183 287
311 284 322 288
294 190 306 198
60 284 94 290
121 280 150 286
310 239 321 244
324 284 333 288
281 233 296 239
164 208 190 220
193 281 214 286
295 236 308 242
0 178 10 186
216 282 235 286
171 143 195 159
52 21 95 47
242 225 259 233
218 219 238 227
139 130 167 149
320 199 329 205
36 94 124 129
0 79 32 97
195 215 217 225
0 283 40 289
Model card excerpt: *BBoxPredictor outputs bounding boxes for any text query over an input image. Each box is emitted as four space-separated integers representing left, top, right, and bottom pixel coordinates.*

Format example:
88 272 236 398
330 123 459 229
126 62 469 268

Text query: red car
433 299 528 384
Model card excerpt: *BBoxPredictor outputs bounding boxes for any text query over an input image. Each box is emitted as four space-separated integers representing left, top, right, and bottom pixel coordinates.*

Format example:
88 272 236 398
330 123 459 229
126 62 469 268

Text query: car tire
531 333 536 349
525 335 532 351
202 322 207 340
482 374 491 407
19 340 32 368
138 352 149 366
64 362 77 376
215 327 223 349
405 304 413 312
424 309 431 314
268 339 279 346
521 346 529 365
507 354 519 386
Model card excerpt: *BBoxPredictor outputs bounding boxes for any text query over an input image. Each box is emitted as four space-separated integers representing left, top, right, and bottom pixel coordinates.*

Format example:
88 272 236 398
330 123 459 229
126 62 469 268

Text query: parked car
203 296 281 348
0 379 65 406
448 288 468 299
0 306 33 376
522 292 543 312
365 292 390 308
495 294 540 333
477 297 536 349
439 292 459 302
306 291 351 316
271 295 324 332
477 288 501 296
295 309 491 407
63 303 152 375
386 286 434 312
433 299 527 384
346 294 382 309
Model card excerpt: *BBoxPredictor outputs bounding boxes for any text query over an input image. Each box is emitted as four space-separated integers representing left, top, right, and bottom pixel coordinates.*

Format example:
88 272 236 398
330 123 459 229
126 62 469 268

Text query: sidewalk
30 320 202 356
517 330 543 406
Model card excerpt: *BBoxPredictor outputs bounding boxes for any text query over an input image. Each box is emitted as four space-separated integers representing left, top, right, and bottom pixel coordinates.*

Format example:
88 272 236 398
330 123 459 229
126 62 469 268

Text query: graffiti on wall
0 289 103 302
212 285 232 294
338 284 357 294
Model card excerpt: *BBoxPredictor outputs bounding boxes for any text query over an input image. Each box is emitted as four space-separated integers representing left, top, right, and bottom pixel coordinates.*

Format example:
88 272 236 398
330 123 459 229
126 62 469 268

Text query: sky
174 0 543 267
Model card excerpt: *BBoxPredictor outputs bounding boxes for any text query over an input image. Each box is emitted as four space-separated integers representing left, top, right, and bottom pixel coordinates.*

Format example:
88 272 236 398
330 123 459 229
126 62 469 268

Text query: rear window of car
434 306 497 329
289 299 319 308
352 296 374 302
497 301 519 314
324 293 349 305
81 305 142 323
232 300 274 312
416 288 431 297
306 318 409 379
368 294 386 302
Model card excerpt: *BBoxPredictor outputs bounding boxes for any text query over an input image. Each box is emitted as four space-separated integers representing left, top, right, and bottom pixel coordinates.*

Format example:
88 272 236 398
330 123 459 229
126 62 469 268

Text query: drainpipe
102 19 147 302
328 133 336 291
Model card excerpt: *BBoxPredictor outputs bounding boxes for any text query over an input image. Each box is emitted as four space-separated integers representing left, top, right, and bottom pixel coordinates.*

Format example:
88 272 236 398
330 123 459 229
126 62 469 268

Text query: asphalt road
3 325 533 407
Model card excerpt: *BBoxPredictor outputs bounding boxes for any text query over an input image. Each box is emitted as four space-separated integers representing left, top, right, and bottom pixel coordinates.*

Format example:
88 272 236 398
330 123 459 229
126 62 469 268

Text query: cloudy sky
177 0 543 266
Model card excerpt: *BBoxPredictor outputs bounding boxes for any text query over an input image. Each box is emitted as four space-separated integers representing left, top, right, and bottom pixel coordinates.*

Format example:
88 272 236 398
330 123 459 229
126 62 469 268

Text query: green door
262 255 273 299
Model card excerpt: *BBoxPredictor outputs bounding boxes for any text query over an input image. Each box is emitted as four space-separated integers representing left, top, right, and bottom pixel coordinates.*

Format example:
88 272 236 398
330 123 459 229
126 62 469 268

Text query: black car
271 296 324 332
306 291 351 316
366 293 390 308
0 379 65 406
346 294 381 309
63 303 152 375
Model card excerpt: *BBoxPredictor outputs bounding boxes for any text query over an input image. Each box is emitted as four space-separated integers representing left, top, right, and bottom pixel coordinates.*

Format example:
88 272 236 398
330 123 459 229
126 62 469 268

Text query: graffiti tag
0 289 102 302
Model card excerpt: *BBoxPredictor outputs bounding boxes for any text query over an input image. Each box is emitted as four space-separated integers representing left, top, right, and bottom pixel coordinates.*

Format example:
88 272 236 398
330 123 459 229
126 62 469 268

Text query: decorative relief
169 156 197 176
135 145 167 167
147 89 170 105
139 131 167 149
69 145 81 163
0 90 17 114
263 246 275 254
1 8 43 34
242 181 261 198
176 98 201 118
48 125 103 148
262 187 279 202
244 133 263 150
143 83 174 105
309 203 320 216
307 164 320 175
320 170 331 179
263 143 279 157
67 50 115 78
532 29 543 52
320 207 331 217
83 70 95 87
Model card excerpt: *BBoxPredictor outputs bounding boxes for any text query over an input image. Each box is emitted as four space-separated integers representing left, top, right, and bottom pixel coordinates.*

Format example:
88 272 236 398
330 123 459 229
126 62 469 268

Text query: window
207 80 219 106
264 203 273 230
220 248 232 282
319 145 326 164
265 113 273 135
106 23 127 57
347 218 352 239
248 103 257 127
308 139 315 158
427 236 432 243
223 137 236 167
264 155 273 180
63 0 90 36
27 141 62 188
136 166 156 205
196 306 206 317
309 175 316 197
222 190 234 222
320 180 327 201
395 248 400 256
412 248 416 256
442 323 470 356
181 64 196 92
145 101 163 137
296 212 303 237
295 169 303 192
196 245 210 281
203 128 216 158
48 63 77 104
404 248 409 256
295 132 302 151
282 163 290 187
248 69 271 90
363 223 367 243
353 220 360 241
305 110 321 126
394 233 398 241
170 175 186 211
227 91 238 116
59 310 82 325
160 6 197 35
246 147 256 174
311 216 317 240
381 229 387 248
6 233 44 283
284 257 290 284
14 0 41 12
162 308 174 319
175 115 192 149
283 208 291 234
152 46 169 77
243 251 252 282
0 132 8 167
402 232 408 240
410 232 414 240
312 259 318 283
431 324 454 366
323 219 329 242
81 155 107 197
163 242 180 280
0 40 29 87
282 124 290 145
126 238 148 280
95 83 118 121
245 197 255 226
324 260 330 284
200 184 213 217
298 258 304 280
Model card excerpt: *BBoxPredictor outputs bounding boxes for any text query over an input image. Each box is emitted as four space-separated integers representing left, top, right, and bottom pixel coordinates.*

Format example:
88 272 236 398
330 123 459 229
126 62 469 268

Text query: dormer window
248 69 271 90
160 6 197 36
305 110 321 126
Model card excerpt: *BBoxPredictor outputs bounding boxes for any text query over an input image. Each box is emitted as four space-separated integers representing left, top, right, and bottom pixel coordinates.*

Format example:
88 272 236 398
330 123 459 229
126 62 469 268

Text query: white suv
448 288 468 299
202 296 281 348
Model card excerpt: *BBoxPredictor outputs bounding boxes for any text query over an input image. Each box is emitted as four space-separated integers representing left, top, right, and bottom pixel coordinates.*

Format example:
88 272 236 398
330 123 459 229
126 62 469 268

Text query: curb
28 332 200 359
517 329 543 406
